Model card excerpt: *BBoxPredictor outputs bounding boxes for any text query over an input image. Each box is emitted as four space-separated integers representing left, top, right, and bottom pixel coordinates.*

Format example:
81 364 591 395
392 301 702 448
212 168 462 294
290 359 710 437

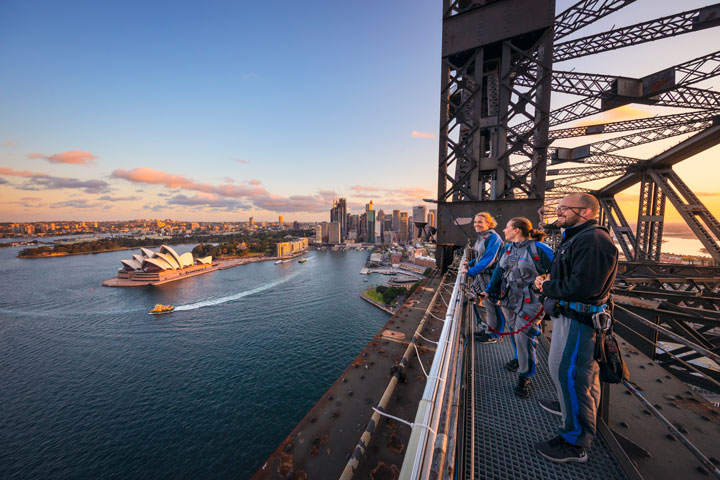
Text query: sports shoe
514 376 531 398
473 332 497 344
539 398 562 416
535 435 588 463
505 358 519 372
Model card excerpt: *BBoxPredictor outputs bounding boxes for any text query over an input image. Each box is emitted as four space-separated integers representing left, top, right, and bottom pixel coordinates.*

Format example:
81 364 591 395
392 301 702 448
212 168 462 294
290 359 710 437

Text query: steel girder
599 196 636 259
437 0 554 247
554 0 637 40
554 4 720 62
548 110 720 139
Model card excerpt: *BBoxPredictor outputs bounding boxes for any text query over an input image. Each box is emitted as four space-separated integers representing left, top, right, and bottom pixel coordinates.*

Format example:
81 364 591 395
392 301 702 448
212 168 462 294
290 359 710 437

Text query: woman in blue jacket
481 217 554 398
465 212 504 343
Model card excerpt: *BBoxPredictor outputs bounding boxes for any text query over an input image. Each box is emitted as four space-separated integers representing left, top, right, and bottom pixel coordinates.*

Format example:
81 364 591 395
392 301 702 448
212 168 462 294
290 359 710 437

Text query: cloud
21 196 42 201
167 193 250 210
3 141 16 147
20 176 110 194
50 199 102 209
28 150 98 165
253 194 329 213
98 195 141 201
696 192 720 197
572 105 653 127
223 177 235 183
411 130 434 139
0 167 48 177
112 167 268 199
233 158 250 164
350 185 432 200
248 178 262 185
0 178 7 185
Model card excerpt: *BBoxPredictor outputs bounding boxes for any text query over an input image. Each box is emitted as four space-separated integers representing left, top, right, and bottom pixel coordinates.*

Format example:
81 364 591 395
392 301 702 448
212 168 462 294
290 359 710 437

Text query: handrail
399 249 467 479
614 304 720 363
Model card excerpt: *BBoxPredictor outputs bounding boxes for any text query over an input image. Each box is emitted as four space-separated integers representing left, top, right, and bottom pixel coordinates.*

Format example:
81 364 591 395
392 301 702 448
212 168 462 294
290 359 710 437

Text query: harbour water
0 246 390 479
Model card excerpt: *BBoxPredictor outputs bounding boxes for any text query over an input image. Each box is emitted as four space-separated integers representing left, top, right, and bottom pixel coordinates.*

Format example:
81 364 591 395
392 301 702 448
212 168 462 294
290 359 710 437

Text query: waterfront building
320 221 329 243
276 238 309 257
328 222 341 244
116 245 213 283
314 225 322 243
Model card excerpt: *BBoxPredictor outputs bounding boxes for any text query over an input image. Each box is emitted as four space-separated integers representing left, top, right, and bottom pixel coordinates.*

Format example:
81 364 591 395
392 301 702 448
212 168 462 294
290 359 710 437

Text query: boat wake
174 270 302 311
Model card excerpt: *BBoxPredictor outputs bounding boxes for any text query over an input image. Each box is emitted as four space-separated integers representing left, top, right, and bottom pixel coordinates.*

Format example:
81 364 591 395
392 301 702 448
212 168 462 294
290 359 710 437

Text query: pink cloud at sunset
27 150 98 165
248 178 262 185
0 167 48 177
411 130 434 139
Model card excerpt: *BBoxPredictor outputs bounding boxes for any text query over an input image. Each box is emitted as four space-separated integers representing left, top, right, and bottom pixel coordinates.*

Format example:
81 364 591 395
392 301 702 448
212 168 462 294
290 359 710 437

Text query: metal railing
399 250 467 479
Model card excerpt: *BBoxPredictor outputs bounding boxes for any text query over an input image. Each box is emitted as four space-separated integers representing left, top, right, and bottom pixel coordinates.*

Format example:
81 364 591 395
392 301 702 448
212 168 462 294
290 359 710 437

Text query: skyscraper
400 212 409 243
412 206 426 224
392 210 400 233
365 201 375 244
330 197 348 241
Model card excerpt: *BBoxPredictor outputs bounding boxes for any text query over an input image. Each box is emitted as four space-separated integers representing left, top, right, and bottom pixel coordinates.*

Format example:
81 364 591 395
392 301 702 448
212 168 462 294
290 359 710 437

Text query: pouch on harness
592 308 630 383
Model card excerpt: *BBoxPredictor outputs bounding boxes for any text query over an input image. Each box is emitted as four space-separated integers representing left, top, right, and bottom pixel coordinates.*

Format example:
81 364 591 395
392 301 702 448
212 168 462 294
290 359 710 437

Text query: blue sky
1 1 718 222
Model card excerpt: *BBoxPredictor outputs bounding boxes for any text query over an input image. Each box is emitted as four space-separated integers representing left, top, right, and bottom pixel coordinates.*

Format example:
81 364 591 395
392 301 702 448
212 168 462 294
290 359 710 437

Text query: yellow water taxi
149 304 175 314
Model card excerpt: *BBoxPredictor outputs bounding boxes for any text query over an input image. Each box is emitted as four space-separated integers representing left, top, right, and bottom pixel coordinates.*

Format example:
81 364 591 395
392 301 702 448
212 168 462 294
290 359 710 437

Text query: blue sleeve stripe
468 234 502 276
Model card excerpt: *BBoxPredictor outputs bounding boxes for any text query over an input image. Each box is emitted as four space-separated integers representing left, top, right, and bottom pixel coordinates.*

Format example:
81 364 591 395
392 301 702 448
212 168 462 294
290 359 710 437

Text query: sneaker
535 435 588 463
474 332 497 344
514 376 531 398
539 398 562 416
505 358 519 372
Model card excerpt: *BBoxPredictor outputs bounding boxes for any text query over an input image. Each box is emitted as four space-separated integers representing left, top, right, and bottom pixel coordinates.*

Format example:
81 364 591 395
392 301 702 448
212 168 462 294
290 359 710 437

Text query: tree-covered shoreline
18 230 312 258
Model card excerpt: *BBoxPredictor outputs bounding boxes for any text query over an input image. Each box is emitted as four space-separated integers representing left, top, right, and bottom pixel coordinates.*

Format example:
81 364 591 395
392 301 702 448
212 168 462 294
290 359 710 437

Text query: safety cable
412 342 430 378
371 407 437 436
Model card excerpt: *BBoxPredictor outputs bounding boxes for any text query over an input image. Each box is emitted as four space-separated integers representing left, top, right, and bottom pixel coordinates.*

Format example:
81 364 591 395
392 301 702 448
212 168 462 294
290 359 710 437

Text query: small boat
275 260 284 265
298 258 307 263
149 304 174 314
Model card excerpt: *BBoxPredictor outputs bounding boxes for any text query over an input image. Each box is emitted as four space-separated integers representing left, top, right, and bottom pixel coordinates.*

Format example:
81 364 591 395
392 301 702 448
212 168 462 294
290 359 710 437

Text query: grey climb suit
487 240 553 378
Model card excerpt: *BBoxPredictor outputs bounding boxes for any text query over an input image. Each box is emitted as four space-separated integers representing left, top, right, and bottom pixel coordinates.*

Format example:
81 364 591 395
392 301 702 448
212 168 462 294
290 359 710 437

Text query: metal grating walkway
467 331 629 480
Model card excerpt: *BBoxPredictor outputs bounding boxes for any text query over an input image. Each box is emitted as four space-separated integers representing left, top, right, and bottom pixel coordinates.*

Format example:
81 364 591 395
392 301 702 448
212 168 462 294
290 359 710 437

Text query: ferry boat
298 258 307 263
149 304 174 314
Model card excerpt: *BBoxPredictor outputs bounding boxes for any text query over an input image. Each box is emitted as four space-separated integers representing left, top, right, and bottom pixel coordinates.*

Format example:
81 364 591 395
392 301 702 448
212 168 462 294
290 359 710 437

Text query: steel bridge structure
255 3 720 479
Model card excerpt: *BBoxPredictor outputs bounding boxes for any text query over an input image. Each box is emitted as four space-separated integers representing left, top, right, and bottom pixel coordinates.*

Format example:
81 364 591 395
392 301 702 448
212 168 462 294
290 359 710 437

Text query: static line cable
371 407 437 436
612 319 720 389
615 304 720 363
622 380 720 479
413 342 430 378
415 332 439 345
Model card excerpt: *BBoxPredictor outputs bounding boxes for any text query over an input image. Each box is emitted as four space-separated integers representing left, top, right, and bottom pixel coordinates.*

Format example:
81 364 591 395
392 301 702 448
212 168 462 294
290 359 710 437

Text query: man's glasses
556 205 585 213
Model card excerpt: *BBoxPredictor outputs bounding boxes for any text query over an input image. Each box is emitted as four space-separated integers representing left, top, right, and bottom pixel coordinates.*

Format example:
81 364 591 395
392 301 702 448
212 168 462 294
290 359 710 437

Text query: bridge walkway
465 317 630 479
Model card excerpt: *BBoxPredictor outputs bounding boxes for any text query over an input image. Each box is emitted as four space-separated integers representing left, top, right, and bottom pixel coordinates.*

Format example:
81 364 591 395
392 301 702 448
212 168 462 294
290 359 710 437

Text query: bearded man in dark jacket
534 193 618 464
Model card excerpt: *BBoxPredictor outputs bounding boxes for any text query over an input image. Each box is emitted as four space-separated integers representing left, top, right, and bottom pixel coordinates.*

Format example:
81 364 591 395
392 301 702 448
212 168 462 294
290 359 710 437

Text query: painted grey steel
468 330 629 479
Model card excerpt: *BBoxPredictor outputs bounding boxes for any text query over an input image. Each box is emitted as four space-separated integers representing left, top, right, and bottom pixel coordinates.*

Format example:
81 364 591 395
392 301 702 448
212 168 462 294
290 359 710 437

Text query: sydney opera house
113 245 214 285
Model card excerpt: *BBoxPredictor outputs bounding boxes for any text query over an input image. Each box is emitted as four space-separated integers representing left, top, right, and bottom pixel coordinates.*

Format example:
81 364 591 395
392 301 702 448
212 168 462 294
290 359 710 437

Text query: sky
1 0 718 223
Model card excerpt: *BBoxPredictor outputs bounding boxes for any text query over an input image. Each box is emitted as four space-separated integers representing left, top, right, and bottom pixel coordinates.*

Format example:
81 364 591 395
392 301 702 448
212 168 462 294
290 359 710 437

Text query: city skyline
1 1 719 224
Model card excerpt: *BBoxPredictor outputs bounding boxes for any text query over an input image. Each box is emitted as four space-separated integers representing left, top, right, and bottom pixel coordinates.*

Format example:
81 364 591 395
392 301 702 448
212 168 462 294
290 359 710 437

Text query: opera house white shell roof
119 245 212 272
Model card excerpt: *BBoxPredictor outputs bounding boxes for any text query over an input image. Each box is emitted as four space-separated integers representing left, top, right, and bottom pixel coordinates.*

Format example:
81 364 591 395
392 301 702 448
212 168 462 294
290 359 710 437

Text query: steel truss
437 1 720 395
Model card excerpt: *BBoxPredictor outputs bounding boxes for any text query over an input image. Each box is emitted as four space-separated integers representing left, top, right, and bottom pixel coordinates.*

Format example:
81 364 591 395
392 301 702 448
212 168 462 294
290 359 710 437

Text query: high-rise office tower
400 212 409 243
365 201 375 244
392 210 400 233
330 197 348 240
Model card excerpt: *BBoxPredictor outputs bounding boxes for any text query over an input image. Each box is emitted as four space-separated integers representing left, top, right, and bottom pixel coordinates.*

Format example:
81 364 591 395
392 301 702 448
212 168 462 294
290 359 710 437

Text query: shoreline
359 292 396 314
101 255 287 287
